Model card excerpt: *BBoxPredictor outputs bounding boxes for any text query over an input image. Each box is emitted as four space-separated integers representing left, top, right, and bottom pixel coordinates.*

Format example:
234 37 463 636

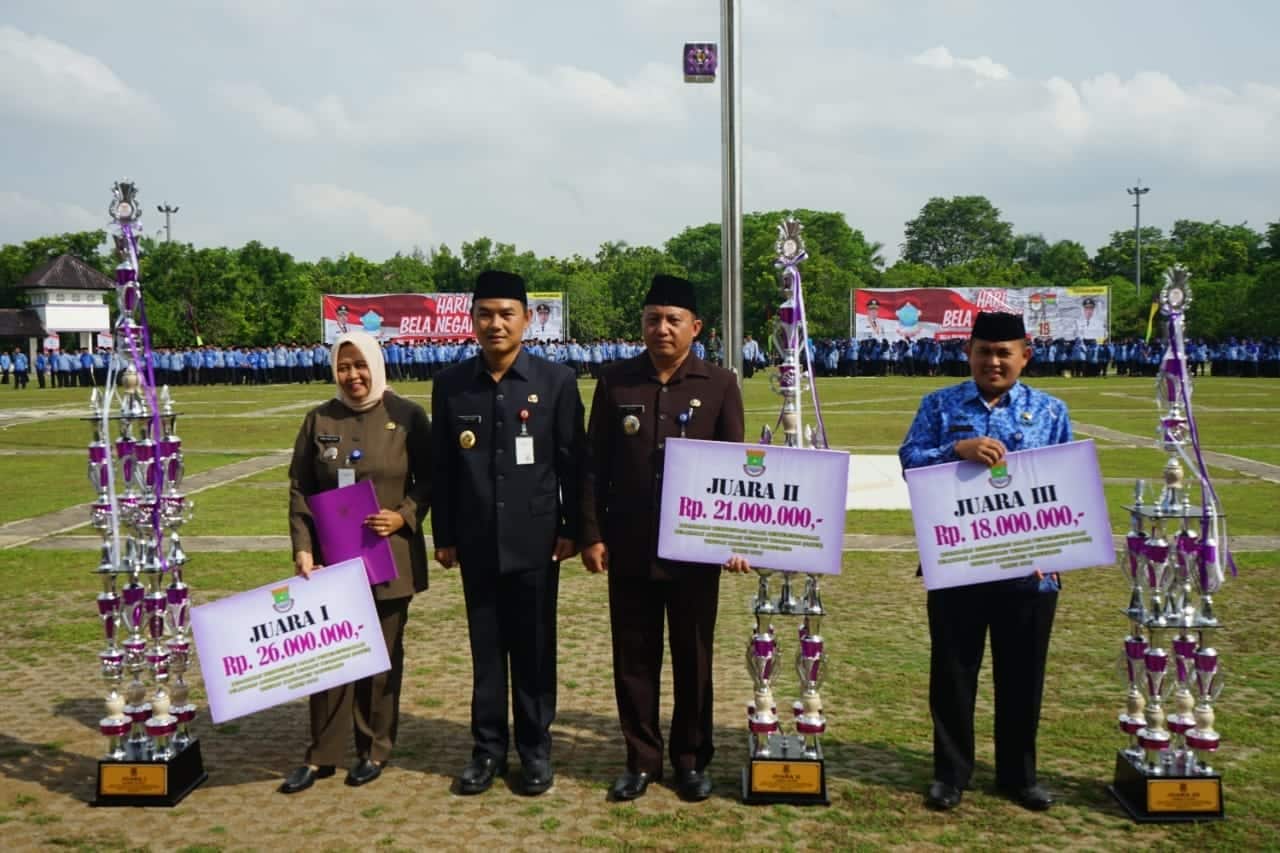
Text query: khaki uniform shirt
289 391 431 600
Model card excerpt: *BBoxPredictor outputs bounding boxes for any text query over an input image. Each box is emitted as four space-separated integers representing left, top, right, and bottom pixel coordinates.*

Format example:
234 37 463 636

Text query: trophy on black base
90 181 206 807
741 219 830 806
1106 268 1226 823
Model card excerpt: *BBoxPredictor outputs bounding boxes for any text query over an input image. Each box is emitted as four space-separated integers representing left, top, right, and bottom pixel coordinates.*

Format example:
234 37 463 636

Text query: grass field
0 374 1277 851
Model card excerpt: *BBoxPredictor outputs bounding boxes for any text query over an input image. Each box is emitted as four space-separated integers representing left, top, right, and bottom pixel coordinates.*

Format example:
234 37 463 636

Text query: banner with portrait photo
322 292 565 344
524 292 564 342
853 287 1110 342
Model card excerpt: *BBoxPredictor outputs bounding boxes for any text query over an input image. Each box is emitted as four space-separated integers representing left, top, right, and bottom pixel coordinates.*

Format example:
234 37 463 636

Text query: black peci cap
970 311 1026 342
644 274 697 314
474 270 527 305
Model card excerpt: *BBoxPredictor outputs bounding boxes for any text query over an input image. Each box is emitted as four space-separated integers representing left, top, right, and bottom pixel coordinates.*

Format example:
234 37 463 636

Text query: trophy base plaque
1107 752 1223 823
92 739 207 807
741 735 828 805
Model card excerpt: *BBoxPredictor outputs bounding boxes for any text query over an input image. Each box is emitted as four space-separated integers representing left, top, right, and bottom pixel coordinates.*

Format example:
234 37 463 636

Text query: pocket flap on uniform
529 492 558 516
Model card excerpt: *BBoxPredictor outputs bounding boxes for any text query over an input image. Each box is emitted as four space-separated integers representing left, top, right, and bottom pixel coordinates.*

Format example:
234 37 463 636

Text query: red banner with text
853 287 1109 342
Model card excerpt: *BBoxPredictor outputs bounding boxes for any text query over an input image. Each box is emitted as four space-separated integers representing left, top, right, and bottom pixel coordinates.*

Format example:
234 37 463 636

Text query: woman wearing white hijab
282 330 432 793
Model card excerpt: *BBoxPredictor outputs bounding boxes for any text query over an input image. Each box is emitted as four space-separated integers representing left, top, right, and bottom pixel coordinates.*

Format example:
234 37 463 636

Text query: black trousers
608 569 720 777
306 596 410 766
927 578 1057 790
461 563 559 765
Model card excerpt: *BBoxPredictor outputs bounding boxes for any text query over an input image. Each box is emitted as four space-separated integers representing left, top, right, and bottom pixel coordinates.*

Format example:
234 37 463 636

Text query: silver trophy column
90 179 206 807
742 218 831 805
1108 268 1227 822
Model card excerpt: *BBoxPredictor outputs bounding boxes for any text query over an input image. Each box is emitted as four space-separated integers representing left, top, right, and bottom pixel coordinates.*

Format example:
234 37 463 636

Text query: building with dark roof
15 253 112 355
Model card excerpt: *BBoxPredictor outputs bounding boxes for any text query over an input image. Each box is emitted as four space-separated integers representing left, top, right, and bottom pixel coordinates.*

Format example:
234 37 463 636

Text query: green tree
237 241 314 343
1038 240 1092 286
559 265 618 341
1013 233 1051 272
1264 222 1280 262
902 196 1015 268
880 261 945 289
428 244 464 292
942 258 1023 288
665 222 722 331
1168 220 1262 279
1092 227 1176 294
595 241 681 337
380 251 435 293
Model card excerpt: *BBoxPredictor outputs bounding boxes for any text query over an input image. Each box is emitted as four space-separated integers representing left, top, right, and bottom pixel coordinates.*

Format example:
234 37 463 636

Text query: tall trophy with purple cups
742 218 832 805
88 180 206 807
1108 268 1227 822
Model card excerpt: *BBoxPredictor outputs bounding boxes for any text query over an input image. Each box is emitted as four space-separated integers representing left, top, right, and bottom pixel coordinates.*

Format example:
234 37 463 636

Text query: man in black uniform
581 275 749 802
431 270 586 797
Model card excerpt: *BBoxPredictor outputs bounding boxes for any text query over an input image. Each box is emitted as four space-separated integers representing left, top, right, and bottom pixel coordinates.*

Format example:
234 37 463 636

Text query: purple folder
305 479 399 585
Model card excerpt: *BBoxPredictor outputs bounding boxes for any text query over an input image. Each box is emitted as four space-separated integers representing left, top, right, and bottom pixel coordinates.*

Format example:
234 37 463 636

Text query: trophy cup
741 217 832 806
1185 649 1223 776
1122 482 1147 623
792 583 827 760
1142 527 1172 628
90 179 205 807
1117 634 1148 761
1195 513 1221 627
1108 267 1226 822
1165 634 1199 773
1136 648 1172 775
745 625 780 756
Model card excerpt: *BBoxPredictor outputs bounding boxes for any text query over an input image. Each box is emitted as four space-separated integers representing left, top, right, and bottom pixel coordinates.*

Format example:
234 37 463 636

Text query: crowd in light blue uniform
6 334 1278 390
789 336 1280 379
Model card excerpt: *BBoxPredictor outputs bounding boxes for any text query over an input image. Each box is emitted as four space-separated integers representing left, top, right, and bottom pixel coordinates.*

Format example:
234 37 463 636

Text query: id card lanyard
338 448 362 487
515 409 534 466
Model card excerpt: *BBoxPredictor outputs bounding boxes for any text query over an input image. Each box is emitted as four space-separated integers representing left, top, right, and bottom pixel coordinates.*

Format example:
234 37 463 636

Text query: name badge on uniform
318 434 341 443
515 435 535 465
337 467 356 488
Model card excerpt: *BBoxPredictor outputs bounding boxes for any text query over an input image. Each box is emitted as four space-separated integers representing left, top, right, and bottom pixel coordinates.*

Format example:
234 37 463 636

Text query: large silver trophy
741 218 831 805
1107 268 1227 822
90 180 206 806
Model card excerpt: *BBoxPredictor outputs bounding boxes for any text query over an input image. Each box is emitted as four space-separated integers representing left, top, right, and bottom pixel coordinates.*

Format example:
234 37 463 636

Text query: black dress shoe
457 756 507 795
925 780 962 810
609 769 658 801
521 760 554 795
279 764 335 794
1001 783 1054 811
346 758 384 787
675 768 712 802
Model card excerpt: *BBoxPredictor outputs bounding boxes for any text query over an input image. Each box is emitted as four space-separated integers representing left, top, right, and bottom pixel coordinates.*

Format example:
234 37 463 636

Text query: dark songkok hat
474 270 527 305
867 297 880 309
644 274 697 313
971 311 1026 342
1083 297 1097 308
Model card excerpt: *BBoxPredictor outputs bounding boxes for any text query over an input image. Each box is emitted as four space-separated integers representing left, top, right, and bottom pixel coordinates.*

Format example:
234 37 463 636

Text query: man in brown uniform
582 274 748 802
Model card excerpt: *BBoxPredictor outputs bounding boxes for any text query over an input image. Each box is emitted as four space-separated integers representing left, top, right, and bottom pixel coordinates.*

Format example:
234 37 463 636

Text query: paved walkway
0 451 290 549
1075 422 1280 484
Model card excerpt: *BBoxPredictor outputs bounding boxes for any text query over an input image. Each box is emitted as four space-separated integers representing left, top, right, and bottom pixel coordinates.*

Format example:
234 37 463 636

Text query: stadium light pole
720 0 743 381
157 203 180 242
1126 182 1149 300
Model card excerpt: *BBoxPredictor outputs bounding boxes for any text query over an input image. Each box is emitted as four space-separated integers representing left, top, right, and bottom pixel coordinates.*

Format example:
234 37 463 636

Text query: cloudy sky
2 0 1277 264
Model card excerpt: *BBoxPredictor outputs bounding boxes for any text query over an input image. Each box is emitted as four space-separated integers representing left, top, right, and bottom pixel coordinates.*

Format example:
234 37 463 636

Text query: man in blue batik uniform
899 311 1071 815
